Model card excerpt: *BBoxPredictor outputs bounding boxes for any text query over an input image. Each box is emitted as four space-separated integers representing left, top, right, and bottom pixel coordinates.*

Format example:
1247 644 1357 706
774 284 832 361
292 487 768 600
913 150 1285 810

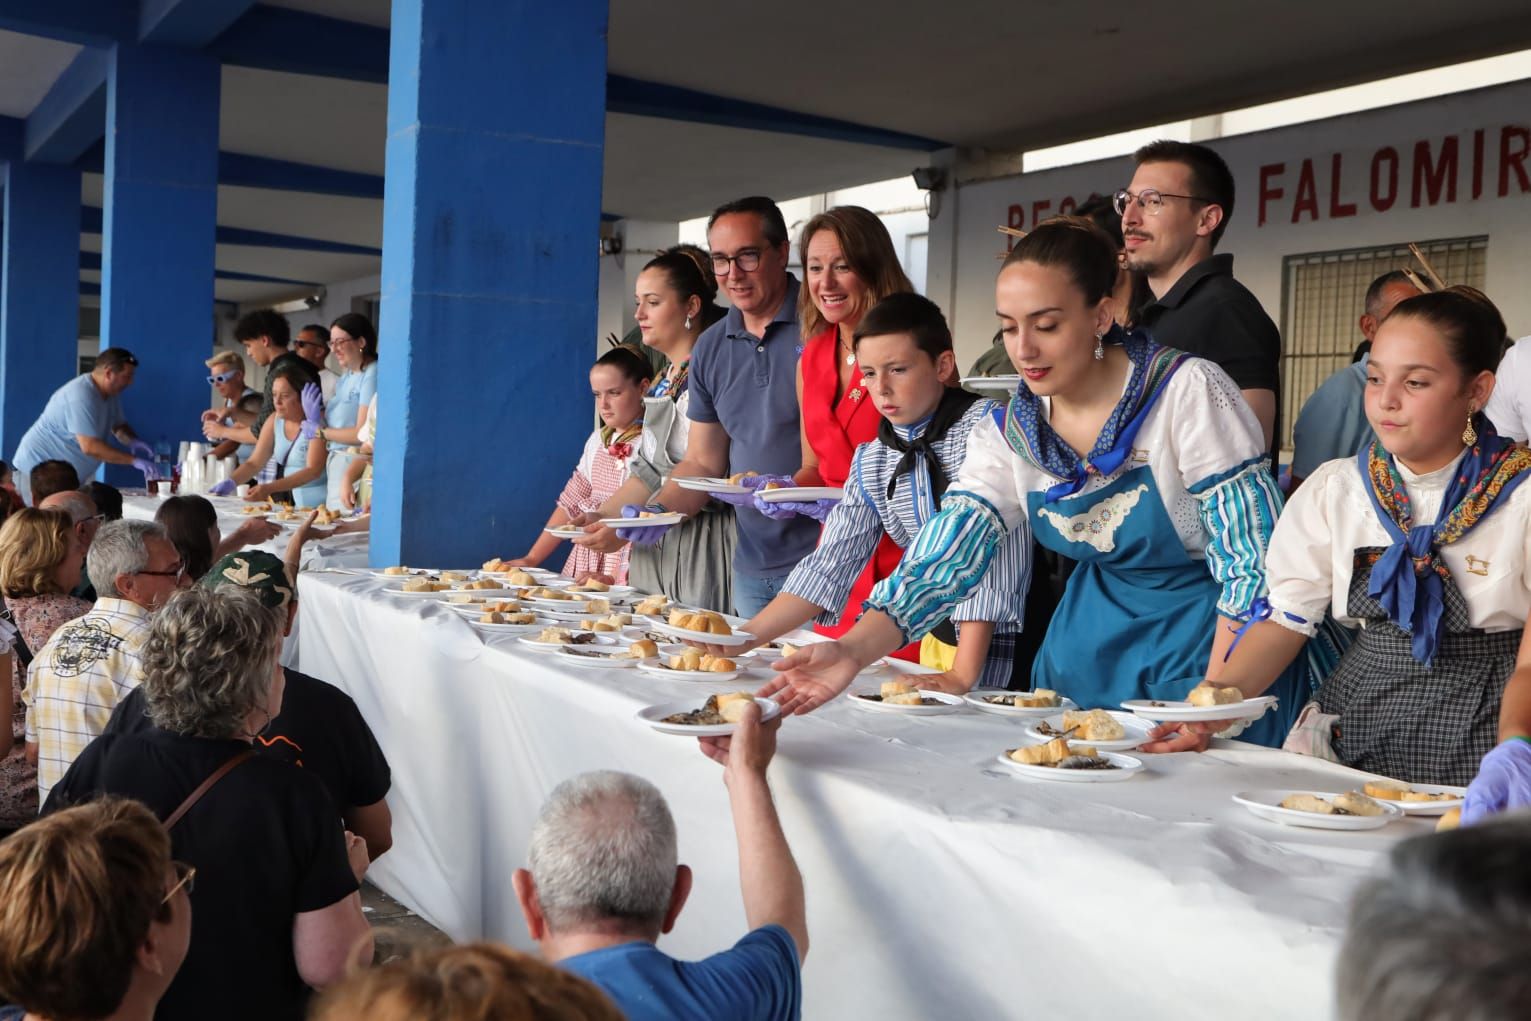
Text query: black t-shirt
254 350 321 438
43 729 357 1021
1137 253 1283 451
104 668 391 812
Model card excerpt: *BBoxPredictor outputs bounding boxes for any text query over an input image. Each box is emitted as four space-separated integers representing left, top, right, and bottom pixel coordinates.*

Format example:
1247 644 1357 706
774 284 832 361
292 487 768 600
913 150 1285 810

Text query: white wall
934 78 1531 370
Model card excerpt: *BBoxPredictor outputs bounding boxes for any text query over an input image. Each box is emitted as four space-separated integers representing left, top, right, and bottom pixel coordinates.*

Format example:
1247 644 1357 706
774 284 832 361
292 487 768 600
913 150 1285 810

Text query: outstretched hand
755 641 862 716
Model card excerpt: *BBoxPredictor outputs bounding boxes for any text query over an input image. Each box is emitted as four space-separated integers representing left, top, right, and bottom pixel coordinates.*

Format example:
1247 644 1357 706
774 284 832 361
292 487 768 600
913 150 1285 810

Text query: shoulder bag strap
0 601 33 671
164 749 256 830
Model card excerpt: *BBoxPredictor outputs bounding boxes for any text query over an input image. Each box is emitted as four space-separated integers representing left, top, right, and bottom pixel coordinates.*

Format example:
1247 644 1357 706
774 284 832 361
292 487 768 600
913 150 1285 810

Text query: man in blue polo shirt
11 348 156 505
513 703 806 1021
652 196 820 615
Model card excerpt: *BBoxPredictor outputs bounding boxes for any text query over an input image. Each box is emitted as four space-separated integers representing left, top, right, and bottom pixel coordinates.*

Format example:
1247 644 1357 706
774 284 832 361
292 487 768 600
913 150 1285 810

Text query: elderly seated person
313 943 624 1021
83 480 124 521
25 519 188 803
0 508 89 832
45 584 373 1021
38 488 102 599
0 798 191 1021
1337 813 1531 1020
513 706 807 1021
106 546 393 860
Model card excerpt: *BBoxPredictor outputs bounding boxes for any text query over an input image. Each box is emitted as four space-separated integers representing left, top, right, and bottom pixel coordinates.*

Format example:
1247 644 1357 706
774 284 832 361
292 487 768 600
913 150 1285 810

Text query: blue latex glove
1461 738 1531 825
132 457 164 480
614 503 675 546
208 479 237 497
714 473 792 508
299 382 324 440
127 438 154 460
754 484 839 522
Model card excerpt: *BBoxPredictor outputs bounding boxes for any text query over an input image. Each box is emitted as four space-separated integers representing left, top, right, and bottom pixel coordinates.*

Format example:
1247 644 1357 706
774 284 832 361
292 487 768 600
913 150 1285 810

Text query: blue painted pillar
1 162 81 458
99 44 219 483
374 0 608 565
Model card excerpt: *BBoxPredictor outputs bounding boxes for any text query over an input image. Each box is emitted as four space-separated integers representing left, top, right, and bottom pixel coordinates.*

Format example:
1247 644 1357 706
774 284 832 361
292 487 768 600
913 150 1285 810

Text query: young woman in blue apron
1146 288 1531 788
765 218 1322 747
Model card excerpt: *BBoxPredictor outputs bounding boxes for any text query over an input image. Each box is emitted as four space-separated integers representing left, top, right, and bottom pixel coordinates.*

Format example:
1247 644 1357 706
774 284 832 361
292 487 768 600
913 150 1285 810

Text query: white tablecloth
296 572 1423 1019
121 492 370 570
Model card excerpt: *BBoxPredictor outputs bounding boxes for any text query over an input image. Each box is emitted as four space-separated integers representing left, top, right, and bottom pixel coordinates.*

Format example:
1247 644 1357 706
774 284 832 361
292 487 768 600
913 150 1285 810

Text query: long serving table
295 571 1424 1019
120 491 370 570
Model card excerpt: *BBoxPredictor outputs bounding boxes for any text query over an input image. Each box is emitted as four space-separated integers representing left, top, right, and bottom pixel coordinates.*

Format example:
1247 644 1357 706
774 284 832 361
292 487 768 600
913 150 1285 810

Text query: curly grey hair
141 586 286 739
1337 812 1531 1020
86 520 164 598
528 771 678 936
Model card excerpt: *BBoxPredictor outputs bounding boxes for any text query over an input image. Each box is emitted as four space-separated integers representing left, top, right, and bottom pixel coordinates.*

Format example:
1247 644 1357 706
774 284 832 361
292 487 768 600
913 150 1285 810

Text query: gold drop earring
1463 406 1478 446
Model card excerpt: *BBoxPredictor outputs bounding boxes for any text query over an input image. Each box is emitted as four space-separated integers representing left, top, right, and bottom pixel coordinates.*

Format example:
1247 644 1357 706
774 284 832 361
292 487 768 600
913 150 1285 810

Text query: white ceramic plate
468 618 548 633
556 646 645 670
1358 782 1466 816
638 697 781 737
960 375 1021 392
1121 695 1277 723
1233 790 1402 830
995 750 1145 783
676 476 752 495
523 594 593 609
517 633 619 652
566 582 639 596
543 526 587 539
962 688 1078 718
384 585 458 599
847 689 964 715
596 513 685 529
367 567 433 577
636 659 742 683
648 621 754 647
755 486 845 503
1021 711 1155 751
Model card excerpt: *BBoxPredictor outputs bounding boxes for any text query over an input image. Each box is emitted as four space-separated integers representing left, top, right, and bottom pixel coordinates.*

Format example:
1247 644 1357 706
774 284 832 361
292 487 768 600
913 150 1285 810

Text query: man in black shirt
202 309 321 446
1120 140 1282 453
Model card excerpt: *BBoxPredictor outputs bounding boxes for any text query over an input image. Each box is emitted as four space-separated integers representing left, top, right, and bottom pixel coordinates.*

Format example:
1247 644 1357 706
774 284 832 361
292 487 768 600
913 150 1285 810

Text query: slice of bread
1187 684 1242 707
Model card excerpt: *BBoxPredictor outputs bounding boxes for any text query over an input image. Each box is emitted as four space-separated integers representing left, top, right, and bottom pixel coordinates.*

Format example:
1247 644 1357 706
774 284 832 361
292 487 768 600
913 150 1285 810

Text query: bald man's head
39 491 100 549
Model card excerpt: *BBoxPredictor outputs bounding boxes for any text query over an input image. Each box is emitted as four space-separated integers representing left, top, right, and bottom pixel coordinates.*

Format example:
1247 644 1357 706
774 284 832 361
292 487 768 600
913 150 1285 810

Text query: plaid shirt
24 598 153 804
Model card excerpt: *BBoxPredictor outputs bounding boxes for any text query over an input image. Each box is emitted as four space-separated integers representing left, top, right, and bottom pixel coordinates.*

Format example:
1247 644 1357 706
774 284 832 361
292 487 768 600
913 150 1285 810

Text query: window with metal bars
1277 236 1488 453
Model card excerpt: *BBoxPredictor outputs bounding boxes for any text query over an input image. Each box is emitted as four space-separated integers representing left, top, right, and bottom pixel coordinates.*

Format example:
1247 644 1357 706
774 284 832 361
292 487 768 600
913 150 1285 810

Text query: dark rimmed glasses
1113 188 1212 216
709 249 763 274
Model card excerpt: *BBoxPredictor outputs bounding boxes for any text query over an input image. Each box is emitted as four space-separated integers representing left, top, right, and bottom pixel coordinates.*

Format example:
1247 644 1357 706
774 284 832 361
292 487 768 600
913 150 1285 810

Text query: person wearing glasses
0 798 192 1021
44 585 374 1021
640 197 821 617
294 323 340 404
314 314 378 510
203 350 260 465
0 508 87 833
23 520 190 804
203 311 320 450
38 489 106 599
11 347 158 506
1118 140 1282 454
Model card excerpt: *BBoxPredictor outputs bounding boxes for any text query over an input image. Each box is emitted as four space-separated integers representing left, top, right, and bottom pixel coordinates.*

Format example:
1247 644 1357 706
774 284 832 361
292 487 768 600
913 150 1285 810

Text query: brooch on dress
849 389 864 402
1465 554 1490 576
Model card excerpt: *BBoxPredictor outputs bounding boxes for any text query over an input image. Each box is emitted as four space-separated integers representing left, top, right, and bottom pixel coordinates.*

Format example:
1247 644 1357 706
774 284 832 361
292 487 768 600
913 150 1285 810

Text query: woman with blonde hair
0 507 87 831
752 206 920 656
312 942 624 1021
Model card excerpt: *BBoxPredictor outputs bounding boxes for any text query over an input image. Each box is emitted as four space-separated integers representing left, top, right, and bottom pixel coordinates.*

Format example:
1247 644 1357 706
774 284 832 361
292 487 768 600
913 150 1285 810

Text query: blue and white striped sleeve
951 510 1031 631
865 491 1008 641
1188 455 1284 619
781 447 888 626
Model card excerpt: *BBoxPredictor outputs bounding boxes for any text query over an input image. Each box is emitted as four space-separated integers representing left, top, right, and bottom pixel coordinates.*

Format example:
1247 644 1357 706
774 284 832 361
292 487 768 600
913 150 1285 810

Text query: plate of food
596 512 686 529
384 578 457 597
543 525 588 540
959 375 1021 393
1233 790 1402 830
848 681 963 714
755 485 845 504
1022 709 1154 751
565 579 639 595
631 594 672 617
371 565 434 577
962 688 1078 718
636 650 742 682
469 610 546 632
650 609 753 647
1356 779 1466 816
1121 684 1276 723
517 628 619 652
445 597 525 616
638 693 781 736
555 643 648 670
675 473 757 495
996 738 1144 782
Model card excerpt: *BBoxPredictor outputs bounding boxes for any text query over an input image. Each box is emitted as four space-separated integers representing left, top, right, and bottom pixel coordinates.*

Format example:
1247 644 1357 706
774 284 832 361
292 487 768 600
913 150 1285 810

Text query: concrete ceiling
5 0 1531 308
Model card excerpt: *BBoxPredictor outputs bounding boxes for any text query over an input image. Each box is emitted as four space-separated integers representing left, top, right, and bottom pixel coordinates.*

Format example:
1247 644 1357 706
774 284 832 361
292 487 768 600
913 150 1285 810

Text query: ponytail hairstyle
642 246 724 331
1382 286 1507 384
330 312 379 366
1000 216 1119 307
593 345 653 388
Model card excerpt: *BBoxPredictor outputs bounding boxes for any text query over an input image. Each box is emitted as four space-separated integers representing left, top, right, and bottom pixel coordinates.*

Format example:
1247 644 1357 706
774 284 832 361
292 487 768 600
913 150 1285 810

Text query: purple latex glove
1461 738 1531 825
132 457 164 480
208 479 237 497
127 438 154 459
714 473 792 508
754 489 838 522
614 503 674 546
299 382 324 440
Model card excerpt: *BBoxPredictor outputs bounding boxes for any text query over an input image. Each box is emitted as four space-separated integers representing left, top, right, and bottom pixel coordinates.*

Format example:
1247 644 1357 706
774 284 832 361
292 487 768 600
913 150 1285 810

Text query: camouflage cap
199 551 295 609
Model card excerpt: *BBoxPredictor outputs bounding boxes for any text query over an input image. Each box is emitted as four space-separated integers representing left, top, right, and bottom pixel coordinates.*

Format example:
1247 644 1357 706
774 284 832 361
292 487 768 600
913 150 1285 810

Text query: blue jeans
733 571 789 618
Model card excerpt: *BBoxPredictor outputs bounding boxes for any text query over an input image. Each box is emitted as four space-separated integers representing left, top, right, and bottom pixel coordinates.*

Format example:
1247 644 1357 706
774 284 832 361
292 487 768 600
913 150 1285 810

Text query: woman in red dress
787 206 920 657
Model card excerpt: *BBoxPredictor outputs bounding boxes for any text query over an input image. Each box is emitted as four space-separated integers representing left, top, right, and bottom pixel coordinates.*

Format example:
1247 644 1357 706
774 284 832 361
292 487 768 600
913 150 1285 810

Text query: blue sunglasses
206 370 239 385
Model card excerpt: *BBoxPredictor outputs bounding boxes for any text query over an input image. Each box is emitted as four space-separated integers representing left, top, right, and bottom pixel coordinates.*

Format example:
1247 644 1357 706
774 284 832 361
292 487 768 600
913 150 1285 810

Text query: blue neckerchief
1360 417 1531 665
999 326 1192 502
